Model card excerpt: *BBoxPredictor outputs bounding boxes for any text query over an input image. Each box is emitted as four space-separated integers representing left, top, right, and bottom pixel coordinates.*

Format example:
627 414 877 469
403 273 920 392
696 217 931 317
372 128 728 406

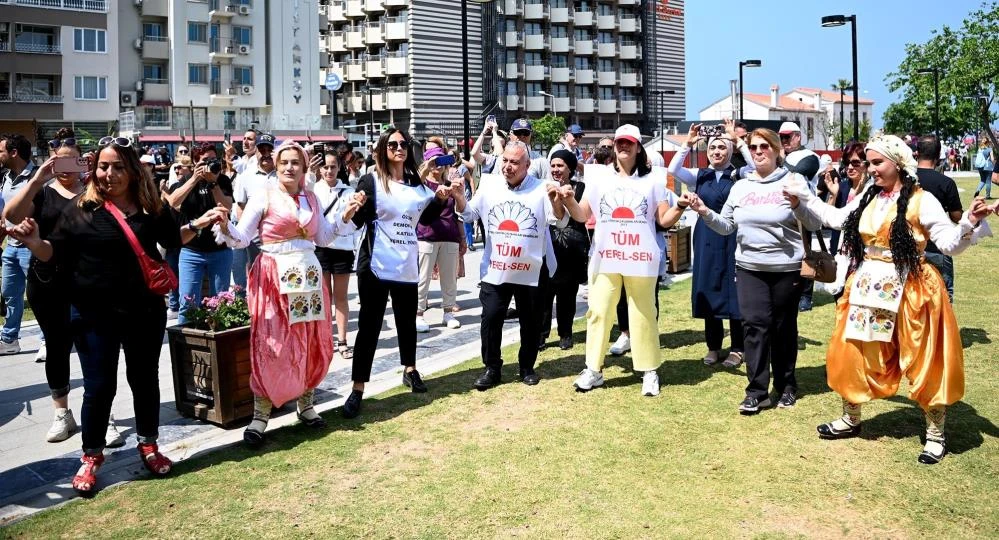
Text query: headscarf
273 140 311 188
550 149 578 179
866 135 918 179
705 136 735 169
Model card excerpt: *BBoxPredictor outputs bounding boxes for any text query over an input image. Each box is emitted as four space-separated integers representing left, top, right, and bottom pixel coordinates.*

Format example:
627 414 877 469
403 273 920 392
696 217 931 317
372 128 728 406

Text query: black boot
474 367 501 390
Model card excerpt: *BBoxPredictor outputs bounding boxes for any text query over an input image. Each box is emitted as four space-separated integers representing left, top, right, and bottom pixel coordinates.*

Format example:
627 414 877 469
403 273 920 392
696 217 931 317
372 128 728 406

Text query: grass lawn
5 178 998 539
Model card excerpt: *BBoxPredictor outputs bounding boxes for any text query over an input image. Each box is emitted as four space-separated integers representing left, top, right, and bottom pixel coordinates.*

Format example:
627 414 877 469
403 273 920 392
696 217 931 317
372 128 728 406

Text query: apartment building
119 0 335 145
0 0 119 150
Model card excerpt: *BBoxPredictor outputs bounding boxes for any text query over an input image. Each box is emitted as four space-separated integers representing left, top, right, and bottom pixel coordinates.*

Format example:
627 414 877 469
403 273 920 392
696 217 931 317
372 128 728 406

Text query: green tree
883 1 999 145
829 119 872 148
530 114 566 151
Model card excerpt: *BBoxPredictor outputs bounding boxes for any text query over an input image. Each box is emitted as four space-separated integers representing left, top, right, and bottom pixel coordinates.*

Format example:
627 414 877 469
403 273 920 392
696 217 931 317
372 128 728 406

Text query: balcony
574 68 594 84
0 93 11 103
140 0 168 17
502 0 522 16
573 39 593 55
14 0 107 12
209 80 238 105
345 92 366 113
320 53 331 68
328 31 346 52
618 0 638 4
620 15 639 33
620 99 638 115
619 42 638 60
345 27 365 48
328 0 346 21
383 0 406 7
597 14 616 30
524 2 545 19
385 86 408 109
620 72 638 87
14 91 62 104
383 52 408 76
365 21 384 45
504 31 522 47
524 34 545 50
141 36 169 60
364 0 384 13
598 98 617 114
345 60 365 81
575 98 593 113
383 17 407 41
550 6 569 23
365 55 385 78
14 42 61 55
525 95 545 112
525 65 545 81
597 70 616 86
345 0 365 18
573 9 593 26
551 66 572 83
553 96 571 113
209 0 237 20
550 36 570 53
209 38 237 61
597 42 616 57
143 79 170 101
505 95 521 111
504 63 520 79
319 7 329 28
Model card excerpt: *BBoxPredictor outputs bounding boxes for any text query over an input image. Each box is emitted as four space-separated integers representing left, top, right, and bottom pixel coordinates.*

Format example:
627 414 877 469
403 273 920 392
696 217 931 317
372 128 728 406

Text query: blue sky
683 0 976 128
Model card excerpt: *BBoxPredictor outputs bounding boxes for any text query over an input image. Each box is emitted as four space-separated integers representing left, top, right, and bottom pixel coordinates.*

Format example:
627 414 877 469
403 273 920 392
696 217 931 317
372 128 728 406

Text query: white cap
614 124 642 144
139 154 156 165
778 122 801 134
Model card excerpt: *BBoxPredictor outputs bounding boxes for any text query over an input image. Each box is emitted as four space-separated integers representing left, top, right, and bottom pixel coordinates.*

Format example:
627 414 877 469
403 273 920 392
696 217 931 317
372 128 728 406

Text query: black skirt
315 247 355 275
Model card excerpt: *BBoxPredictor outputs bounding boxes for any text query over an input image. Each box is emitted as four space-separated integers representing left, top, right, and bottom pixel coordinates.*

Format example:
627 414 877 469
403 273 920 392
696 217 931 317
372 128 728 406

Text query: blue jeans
976 169 993 198
165 248 181 311
924 251 954 303
231 247 248 292
1 245 31 342
177 248 233 324
464 221 475 246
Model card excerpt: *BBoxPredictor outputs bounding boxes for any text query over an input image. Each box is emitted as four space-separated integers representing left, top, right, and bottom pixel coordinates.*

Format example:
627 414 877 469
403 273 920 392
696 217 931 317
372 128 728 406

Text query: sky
683 0 978 128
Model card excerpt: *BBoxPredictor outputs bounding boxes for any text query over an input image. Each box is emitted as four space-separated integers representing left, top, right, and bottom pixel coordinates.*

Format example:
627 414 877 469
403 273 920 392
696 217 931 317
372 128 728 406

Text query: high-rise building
0 0 119 150
118 0 335 146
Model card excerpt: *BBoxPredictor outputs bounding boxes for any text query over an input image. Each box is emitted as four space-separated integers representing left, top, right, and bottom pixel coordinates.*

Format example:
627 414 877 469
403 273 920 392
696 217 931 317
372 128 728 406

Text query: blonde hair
80 144 162 215
749 128 784 166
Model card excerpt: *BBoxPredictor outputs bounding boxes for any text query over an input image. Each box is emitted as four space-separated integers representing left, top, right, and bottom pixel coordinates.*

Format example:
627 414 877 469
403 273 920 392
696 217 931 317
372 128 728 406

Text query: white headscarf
865 135 918 179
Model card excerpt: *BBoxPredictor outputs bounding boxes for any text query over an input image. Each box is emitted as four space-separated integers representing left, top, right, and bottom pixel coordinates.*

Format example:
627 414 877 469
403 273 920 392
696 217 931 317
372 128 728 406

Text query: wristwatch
188 220 201 232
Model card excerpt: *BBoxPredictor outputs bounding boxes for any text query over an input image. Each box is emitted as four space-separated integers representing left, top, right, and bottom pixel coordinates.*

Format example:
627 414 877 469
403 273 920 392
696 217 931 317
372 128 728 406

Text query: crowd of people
0 116 997 495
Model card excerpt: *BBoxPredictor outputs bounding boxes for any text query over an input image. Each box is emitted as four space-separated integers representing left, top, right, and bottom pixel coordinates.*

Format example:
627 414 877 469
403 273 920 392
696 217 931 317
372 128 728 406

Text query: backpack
974 150 989 169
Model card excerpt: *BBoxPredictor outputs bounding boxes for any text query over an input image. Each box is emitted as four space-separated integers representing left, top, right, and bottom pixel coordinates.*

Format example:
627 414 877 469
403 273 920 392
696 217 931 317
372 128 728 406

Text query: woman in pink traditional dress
214 141 338 447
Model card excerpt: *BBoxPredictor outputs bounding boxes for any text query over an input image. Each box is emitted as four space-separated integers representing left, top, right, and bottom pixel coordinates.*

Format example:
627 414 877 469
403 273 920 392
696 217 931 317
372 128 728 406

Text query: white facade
62 13 120 122
784 87 874 130
266 0 322 130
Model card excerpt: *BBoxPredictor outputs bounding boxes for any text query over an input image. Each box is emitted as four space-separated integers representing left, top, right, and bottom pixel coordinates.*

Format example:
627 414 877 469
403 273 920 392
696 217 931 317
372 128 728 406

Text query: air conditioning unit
237 44 250 55
134 38 143 50
120 91 137 107
135 80 144 91
240 85 253 96
238 5 251 15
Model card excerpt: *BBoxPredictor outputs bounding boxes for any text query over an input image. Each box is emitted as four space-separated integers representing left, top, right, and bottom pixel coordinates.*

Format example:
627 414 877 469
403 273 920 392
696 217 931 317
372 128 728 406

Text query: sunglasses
748 143 772 152
98 136 132 148
386 140 410 152
177 149 190 154
513 130 532 137
846 159 867 168
598 145 613 150
779 134 793 141
48 138 76 149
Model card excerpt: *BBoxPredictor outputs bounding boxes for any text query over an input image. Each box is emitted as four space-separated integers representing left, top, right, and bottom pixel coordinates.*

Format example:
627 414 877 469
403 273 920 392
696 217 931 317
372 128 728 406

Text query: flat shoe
243 428 265 448
297 412 327 429
816 421 861 440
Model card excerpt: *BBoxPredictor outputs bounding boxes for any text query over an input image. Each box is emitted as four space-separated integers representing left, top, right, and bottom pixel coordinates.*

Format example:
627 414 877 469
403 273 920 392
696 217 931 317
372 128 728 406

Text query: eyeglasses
779 134 793 141
98 136 131 148
386 140 410 152
177 149 190 154
48 138 76 149
748 143 772 152
846 159 867 168
512 130 532 137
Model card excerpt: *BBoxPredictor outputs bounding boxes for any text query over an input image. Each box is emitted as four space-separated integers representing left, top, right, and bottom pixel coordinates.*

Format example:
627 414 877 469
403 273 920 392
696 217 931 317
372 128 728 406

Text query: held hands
782 176 813 205
434 184 452 201
6 218 40 246
681 193 707 216
968 197 992 226
197 203 230 230
342 191 367 223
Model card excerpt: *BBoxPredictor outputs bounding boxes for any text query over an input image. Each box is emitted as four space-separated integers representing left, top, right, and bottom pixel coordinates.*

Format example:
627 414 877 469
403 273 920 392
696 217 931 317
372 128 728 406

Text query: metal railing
14 42 61 54
143 78 169 84
209 37 235 54
0 93 12 103
0 41 9 53
143 35 169 42
14 0 107 11
15 92 62 103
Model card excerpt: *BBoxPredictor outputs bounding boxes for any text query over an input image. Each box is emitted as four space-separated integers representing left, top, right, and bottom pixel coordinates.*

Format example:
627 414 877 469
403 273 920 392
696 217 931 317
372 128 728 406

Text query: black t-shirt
29 185 78 281
153 153 171 181
166 173 233 252
916 167 963 254
48 197 182 309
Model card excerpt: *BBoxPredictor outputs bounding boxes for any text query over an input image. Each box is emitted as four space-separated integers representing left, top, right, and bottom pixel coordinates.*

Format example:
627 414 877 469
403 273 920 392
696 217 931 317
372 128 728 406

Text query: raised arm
3 156 55 224
666 145 699 190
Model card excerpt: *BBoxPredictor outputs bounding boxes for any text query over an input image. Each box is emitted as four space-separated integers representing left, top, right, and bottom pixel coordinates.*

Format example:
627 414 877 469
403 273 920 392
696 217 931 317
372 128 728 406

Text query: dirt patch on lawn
742 502 910 540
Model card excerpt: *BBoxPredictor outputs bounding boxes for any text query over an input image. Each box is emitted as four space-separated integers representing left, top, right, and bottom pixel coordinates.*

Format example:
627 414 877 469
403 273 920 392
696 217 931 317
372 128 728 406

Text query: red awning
139 133 346 143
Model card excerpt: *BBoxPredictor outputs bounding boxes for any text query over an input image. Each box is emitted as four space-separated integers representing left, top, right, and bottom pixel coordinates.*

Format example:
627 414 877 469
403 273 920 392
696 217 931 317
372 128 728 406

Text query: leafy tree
530 114 566 152
829 119 872 148
883 1 999 146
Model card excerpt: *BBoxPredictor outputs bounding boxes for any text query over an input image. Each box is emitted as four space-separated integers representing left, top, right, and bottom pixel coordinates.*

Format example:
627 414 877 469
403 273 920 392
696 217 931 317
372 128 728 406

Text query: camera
205 159 222 175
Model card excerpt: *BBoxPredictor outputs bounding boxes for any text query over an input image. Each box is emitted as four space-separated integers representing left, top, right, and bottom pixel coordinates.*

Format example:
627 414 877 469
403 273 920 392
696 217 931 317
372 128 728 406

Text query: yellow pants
585 273 660 372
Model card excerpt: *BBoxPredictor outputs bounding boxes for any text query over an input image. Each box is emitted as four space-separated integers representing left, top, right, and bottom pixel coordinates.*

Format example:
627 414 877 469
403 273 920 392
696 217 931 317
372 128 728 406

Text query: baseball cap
510 118 533 132
779 122 801 135
568 124 585 136
614 124 642 144
139 154 156 165
256 133 276 148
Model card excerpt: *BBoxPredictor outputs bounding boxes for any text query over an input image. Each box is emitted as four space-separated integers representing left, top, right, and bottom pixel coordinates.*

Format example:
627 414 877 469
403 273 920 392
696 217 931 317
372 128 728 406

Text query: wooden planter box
667 226 691 274
166 324 253 428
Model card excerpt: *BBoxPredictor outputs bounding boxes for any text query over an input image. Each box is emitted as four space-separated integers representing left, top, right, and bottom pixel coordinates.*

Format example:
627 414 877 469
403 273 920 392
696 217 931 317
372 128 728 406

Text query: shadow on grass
959 327 991 348
860 397 999 455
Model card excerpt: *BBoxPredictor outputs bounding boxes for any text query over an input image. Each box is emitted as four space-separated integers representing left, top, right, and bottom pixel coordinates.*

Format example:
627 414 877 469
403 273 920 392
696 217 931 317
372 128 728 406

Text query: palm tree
831 79 854 147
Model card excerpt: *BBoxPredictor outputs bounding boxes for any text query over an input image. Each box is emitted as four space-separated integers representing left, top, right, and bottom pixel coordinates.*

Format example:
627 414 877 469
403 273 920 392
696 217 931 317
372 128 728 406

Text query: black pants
352 270 417 383
704 317 744 352
616 281 660 332
74 299 166 452
26 274 73 399
539 279 579 340
480 280 542 372
736 268 803 400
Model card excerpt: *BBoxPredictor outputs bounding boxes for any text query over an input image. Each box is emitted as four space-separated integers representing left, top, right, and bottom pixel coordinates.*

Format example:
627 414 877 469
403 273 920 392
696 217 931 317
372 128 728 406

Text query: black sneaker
777 391 797 408
473 368 501 390
402 369 428 393
342 389 363 419
738 395 771 415
519 369 540 386
558 336 573 350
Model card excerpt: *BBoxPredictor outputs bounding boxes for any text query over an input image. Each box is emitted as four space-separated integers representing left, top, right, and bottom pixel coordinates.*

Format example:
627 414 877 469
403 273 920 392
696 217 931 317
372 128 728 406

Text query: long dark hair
374 127 421 193
81 142 162 215
841 171 922 279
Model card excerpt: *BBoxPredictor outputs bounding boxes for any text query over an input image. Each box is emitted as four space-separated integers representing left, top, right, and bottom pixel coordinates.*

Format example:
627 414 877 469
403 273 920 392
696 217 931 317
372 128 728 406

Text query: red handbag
104 201 178 295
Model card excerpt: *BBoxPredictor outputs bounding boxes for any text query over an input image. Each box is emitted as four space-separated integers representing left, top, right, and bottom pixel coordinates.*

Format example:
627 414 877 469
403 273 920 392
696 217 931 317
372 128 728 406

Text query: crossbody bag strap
797 218 830 256
103 201 151 264
323 191 341 217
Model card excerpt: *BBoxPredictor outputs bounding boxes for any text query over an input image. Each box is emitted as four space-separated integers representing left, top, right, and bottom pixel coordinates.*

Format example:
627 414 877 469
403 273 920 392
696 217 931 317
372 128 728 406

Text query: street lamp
462 0 495 161
651 89 677 153
838 83 854 149
738 59 761 122
539 90 556 116
821 14 859 141
362 85 381 149
917 67 940 140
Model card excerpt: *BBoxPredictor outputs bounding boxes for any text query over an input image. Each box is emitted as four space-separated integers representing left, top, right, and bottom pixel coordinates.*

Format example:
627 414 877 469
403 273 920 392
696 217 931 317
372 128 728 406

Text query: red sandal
137 443 172 477
72 453 105 494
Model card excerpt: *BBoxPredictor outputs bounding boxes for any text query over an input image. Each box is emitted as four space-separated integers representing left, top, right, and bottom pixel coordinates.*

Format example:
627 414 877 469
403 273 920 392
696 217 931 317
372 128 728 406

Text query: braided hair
841 171 922 280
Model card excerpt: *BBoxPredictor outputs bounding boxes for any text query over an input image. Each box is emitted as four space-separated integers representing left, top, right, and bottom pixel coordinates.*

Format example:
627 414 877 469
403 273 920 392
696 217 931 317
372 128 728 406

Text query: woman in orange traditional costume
783 134 992 464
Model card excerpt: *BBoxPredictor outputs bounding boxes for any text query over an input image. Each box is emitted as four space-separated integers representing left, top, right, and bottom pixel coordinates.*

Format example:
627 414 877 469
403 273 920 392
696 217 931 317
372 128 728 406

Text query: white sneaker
46 408 77 442
415 317 431 333
608 334 631 356
642 370 660 397
105 415 125 448
35 343 47 363
573 369 605 391
443 312 461 329
0 339 20 355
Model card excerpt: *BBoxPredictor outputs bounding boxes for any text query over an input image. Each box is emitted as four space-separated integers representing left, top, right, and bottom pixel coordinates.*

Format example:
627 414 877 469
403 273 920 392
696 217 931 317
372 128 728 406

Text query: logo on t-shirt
488 201 538 235
599 187 648 221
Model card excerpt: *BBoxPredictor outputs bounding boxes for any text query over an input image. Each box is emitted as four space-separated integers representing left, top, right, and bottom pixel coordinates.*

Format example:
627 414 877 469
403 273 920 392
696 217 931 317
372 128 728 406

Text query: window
551 0 567 7
621 88 636 100
524 22 542 35
74 76 107 100
505 81 518 96
233 26 252 46
553 83 568 98
188 23 208 43
598 59 613 71
0 73 10 100
862 111 868 123
14 24 59 53
173 107 208 130
551 54 568 68
574 56 590 70
599 86 614 100
0 26 9 52
575 86 592 99
504 19 517 32
73 28 106 53
15 74 59 100
525 52 542 66
188 63 209 84
233 66 253 85
143 23 165 40
576 0 591 12
526 82 542 96
807 118 814 140
143 106 170 127
550 25 568 38
223 110 236 130
573 28 590 41
597 3 613 15
143 64 166 82
598 31 614 43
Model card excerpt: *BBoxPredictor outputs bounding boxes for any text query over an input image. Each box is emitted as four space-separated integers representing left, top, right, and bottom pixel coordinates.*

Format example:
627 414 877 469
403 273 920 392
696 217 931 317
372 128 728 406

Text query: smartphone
313 143 325 156
698 125 725 138
486 115 497 129
434 154 457 167
223 130 231 145
53 156 89 174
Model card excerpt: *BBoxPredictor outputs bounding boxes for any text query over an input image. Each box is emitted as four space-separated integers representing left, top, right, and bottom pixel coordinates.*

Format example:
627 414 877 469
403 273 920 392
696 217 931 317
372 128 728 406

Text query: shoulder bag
104 201 178 295
797 220 837 283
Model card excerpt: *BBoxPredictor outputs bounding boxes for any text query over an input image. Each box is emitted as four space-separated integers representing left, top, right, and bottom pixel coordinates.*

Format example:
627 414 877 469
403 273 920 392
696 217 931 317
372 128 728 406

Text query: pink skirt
247 252 335 407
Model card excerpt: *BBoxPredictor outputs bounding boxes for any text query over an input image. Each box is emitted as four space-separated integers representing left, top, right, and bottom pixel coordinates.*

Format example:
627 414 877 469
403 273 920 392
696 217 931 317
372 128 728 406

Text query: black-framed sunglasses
779 134 793 141
386 140 410 152
512 130 532 137
748 143 772 152
48 138 76 149
598 145 613 150
846 159 868 168
176 149 190 154
98 136 132 148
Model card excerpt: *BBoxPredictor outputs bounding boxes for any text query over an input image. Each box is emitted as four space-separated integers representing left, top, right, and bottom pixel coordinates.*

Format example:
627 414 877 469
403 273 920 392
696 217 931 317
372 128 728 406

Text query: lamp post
362 85 380 148
821 14 859 141
462 0 495 161
917 67 940 140
838 83 854 148
651 89 677 153
738 59 761 122
539 90 555 116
